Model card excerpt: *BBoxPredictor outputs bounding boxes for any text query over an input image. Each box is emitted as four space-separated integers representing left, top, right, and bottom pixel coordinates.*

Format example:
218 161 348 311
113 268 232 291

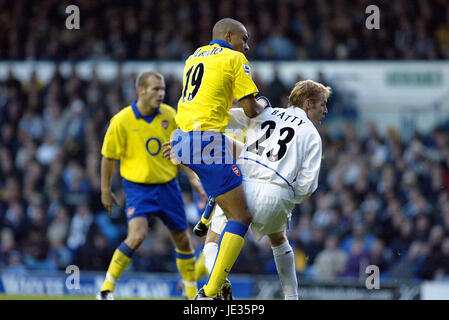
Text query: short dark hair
212 18 245 40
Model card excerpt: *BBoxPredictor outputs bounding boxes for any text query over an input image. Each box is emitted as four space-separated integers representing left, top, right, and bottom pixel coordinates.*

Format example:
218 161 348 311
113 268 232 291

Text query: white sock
203 242 219 275
272 241 298 300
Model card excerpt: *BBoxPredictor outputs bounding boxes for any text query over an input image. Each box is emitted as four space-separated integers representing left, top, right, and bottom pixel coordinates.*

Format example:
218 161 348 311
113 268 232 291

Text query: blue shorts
122 178 188 231
172 128 243 198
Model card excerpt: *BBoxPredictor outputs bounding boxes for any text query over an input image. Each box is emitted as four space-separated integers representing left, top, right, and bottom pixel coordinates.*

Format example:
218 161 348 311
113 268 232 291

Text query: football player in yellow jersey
171 18 270 299
96 71 207 300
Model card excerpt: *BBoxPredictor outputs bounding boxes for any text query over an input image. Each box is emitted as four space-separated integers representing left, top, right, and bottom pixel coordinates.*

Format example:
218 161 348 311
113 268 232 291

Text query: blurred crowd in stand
0 64 448 283
1 0 449 283
1 0 449 61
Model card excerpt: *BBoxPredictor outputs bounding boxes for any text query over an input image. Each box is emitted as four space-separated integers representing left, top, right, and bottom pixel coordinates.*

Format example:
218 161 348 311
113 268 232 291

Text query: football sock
101 241 134 292
272 241 298 300
201 196 216 225
202 242 219 274
195 251 210 280
203 220 247 297
175 248 198 299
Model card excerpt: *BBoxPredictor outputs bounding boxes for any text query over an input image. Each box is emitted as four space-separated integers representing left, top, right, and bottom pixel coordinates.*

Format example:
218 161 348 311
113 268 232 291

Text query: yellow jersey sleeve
101 115 124 160
231 53 259 101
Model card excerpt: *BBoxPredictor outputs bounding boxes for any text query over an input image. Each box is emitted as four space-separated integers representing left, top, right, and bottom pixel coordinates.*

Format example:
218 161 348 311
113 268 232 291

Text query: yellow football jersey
101 101 178 184
175 40 259 133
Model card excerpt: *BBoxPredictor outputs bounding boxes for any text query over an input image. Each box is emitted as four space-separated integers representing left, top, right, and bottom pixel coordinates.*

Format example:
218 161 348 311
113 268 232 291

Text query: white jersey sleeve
293 130 322 203
227 107 250 131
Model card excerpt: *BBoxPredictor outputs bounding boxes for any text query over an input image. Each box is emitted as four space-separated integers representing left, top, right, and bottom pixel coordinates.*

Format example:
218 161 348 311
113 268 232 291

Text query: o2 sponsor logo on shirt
146 137 162 156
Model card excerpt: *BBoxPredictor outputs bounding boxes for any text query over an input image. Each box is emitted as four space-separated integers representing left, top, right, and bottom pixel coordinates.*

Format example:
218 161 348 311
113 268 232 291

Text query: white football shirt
227 106 322 203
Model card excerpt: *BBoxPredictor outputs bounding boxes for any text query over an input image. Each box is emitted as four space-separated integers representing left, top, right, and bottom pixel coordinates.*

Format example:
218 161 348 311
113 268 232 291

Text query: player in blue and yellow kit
172 18 269 299
96 71 207 300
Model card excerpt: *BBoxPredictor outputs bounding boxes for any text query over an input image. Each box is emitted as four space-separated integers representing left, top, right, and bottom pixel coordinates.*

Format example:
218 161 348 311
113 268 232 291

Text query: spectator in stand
313 234 348 280
340 222 377 255
422 225 446 279
1 0 448 61
433 237 449 279
66 204 94 253
304 227 326 266
368 239 391 276
75 232 112 271
389 240 429 280
0 228 16 267
340 238 370 279
390 218 415 261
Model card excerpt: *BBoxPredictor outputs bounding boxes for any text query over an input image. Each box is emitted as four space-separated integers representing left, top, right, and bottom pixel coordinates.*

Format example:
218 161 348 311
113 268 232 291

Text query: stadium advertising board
0 271 253 299
253 277 421 300
0 271 421 300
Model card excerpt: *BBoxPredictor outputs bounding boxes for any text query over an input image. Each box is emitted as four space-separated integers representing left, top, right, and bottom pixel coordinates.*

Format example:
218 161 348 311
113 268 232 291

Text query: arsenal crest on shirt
161 120 169 129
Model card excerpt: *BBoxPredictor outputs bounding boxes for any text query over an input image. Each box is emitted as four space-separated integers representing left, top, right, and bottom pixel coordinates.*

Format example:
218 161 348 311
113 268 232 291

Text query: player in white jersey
201 79 331 300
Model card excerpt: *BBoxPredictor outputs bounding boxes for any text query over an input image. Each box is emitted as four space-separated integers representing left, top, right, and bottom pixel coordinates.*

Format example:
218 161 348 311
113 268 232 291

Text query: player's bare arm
100 156 120 216
239 95 266 118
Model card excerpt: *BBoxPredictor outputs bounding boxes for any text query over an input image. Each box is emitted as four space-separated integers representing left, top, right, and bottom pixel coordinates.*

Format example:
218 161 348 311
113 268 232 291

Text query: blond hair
289 80 332 108
135 71 164 92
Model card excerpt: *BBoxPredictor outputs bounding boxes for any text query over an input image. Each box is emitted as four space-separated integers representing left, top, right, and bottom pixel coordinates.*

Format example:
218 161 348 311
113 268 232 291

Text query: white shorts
210 179 295 242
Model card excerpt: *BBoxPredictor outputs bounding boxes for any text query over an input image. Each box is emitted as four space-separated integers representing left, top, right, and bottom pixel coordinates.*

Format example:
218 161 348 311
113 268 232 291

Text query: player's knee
222 201 252 225
238 209 252 226
126 230 148 249
269 232 288 247
227 207 252 226
172 230 193 252
205 230 220 244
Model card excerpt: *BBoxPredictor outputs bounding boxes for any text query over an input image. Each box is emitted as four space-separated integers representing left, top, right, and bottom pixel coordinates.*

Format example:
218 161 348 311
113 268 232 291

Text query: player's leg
194 251 209 280
169 228 198 299
193 195 216 237
189 190 209 280
202 184 252 298
202 202 227 274
173 130 250 298
268 231 298 300
99 216 148 296
193 137 242 237
158 178 198 299
203 229 220 274
202 204 235 300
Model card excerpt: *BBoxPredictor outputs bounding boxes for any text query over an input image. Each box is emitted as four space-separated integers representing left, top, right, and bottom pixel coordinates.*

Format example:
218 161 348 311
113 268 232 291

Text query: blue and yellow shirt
101 101 178 184
175 40 259 133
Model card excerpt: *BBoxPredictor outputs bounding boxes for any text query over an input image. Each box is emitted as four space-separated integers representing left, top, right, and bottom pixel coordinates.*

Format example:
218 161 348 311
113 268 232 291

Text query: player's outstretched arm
100 156 120 216
239 95 267 118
